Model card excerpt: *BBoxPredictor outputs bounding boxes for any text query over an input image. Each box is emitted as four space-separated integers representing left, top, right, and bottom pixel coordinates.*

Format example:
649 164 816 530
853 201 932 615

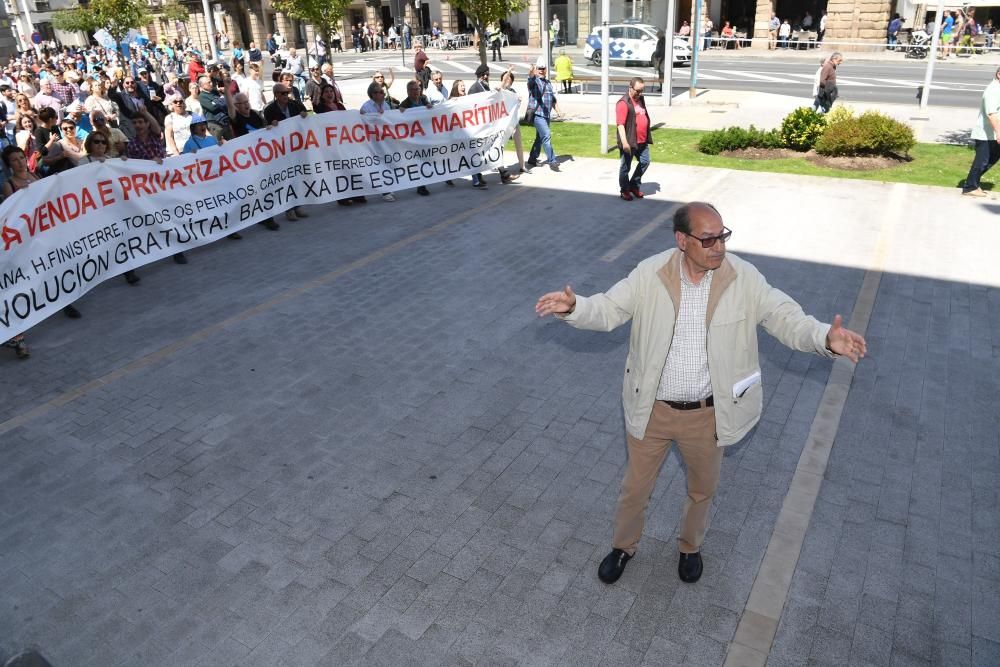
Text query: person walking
468 66 517 187
534 202 867 585
414 44 431 91
526 59 560 171
887 13 902 51
616 77 651 201
768 13 780 50
816 52 842 113
962 66 1000 197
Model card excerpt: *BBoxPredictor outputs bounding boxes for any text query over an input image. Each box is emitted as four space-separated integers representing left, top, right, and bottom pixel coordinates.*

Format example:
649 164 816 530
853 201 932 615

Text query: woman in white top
164 94 193 157
84 80 120 127
185 80 202 115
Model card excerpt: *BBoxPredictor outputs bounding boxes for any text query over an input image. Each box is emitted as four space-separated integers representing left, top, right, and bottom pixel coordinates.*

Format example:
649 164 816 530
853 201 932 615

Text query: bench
572 73 642 94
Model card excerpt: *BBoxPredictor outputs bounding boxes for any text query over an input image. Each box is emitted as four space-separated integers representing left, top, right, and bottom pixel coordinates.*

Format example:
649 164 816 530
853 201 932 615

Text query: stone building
5 0 963 57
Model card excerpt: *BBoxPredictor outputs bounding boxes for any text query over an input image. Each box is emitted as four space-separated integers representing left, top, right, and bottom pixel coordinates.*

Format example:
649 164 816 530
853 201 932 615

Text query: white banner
0 90 520 340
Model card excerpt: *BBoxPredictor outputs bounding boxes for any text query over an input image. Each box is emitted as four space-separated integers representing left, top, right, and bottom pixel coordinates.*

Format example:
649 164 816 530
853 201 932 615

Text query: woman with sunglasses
499 69 527 175
163 93 192 157
55 118 87 168
13 93 35 122
88 112 129 157
83 80 120 128
71 134 143 286
371 69 396 107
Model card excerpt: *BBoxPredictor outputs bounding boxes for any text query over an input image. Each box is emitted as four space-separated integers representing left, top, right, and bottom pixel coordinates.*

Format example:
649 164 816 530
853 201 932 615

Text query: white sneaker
382 193 396 202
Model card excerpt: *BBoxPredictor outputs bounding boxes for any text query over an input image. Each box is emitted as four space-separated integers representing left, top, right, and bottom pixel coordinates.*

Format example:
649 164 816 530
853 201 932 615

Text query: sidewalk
0 151 997 665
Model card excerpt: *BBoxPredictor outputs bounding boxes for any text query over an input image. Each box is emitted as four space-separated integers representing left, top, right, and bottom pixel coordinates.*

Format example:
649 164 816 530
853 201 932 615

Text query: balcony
34 1 51 10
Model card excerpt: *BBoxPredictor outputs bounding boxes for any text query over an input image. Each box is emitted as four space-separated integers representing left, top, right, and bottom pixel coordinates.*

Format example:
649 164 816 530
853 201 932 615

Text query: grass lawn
510 123 988 191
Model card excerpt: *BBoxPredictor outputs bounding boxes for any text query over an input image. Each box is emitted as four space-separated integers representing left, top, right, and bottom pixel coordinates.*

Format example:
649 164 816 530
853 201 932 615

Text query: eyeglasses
61 125 74 131
90 139 107 145
683 227 732 248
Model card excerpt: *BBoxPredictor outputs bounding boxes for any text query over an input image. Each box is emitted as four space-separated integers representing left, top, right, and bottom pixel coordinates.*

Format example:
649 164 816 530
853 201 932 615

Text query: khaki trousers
613 400 722 555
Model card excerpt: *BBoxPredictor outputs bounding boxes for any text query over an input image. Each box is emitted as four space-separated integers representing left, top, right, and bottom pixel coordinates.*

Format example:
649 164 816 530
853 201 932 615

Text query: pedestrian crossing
328 53 986 92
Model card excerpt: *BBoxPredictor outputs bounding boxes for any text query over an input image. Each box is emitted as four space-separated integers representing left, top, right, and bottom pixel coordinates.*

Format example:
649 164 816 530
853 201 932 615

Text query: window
608 26 624 39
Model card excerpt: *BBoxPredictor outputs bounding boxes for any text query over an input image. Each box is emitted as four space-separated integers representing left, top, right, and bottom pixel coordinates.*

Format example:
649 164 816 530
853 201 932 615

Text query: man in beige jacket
535 202 866 584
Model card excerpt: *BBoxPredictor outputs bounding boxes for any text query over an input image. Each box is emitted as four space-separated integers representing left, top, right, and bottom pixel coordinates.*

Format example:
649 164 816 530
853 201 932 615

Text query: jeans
529 115 555 163
619 143 650 192
964 139 1000 192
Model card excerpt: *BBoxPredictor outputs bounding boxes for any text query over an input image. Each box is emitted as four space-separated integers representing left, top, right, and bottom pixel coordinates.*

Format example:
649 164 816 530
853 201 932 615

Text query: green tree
270 0 353 63
51 0 148 47
448 0 528 65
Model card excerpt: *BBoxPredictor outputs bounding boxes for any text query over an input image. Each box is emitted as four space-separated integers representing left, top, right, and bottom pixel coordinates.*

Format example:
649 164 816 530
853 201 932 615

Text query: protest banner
0 90 520 341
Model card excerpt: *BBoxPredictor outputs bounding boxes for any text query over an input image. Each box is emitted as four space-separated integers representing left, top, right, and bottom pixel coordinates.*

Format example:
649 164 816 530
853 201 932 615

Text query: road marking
831 76 878 87
724 182 906 667
712 69 796 83
444 59 475 73
600 170 729 263
0 187 525 438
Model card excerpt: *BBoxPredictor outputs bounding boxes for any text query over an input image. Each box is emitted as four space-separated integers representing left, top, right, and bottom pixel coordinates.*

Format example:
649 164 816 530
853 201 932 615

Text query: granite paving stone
1 161 993 666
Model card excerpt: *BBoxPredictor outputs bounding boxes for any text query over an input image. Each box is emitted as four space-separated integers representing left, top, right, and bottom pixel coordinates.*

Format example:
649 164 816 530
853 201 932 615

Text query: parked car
584 21 692 66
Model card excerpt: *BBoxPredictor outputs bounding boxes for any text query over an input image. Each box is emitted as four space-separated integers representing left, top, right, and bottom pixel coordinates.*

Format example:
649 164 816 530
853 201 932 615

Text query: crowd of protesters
0 40 562 360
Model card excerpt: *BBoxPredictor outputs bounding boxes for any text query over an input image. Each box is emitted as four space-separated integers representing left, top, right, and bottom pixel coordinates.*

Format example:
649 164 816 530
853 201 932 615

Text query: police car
584 21 692 66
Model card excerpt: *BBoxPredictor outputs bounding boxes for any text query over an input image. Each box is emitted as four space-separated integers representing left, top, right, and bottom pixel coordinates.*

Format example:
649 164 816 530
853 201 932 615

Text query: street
320 48 996 108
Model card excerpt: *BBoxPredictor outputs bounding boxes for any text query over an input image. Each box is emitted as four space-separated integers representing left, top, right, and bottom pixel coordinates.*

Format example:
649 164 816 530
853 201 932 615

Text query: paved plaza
1 152 998 665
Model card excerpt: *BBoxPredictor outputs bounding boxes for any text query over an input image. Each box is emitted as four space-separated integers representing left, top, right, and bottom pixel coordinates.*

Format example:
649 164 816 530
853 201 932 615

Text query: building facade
3 0 945 57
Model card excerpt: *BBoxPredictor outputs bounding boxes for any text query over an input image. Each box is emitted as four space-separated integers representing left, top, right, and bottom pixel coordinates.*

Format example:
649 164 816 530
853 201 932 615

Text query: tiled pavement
0 158 997 666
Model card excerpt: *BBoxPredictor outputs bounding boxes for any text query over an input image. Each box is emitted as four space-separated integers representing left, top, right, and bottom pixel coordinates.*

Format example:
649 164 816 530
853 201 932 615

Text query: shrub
814 111 916 157
780 107 827 151
824 105 855 126
697 125 785 155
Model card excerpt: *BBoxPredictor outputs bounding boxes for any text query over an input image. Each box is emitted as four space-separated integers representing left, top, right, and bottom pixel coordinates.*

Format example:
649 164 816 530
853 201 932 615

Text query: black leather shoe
173 252 188 265
417 186 430 196
678 552 703 583
124 270 141 285
63 305 81 319
598 549 632 584
260 219 280 230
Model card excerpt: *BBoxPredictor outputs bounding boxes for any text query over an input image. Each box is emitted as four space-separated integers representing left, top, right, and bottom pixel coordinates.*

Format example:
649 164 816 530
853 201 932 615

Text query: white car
584 22 692 66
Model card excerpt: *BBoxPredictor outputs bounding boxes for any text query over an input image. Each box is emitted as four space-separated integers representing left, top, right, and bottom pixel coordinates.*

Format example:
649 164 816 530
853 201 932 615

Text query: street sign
31 32 41 45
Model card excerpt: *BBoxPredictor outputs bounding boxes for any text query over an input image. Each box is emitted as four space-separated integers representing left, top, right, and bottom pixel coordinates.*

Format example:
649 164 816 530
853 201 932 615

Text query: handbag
521 107 535 126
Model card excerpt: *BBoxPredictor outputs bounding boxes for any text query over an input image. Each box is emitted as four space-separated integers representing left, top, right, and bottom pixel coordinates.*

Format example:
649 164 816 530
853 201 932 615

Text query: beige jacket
561 249 834 445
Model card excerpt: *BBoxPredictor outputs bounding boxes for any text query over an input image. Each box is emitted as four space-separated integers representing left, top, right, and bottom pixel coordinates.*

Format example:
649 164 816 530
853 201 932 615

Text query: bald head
673 202 722 235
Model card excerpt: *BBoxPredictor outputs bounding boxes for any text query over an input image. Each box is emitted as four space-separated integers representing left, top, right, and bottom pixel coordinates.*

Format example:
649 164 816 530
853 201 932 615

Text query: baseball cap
190 114 208 125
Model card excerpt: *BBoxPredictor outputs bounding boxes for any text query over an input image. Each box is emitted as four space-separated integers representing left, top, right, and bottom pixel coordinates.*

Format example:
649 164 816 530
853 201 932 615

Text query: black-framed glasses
683 227 732 248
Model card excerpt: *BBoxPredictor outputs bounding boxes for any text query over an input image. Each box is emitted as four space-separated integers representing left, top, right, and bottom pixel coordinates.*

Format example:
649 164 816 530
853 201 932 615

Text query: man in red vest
616 77 652 202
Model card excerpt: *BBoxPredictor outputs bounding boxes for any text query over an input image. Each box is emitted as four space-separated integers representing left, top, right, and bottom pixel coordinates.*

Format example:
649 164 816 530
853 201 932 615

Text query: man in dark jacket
263 82 307 125
616 77 652 201
816 52 842 114
467 65 518 186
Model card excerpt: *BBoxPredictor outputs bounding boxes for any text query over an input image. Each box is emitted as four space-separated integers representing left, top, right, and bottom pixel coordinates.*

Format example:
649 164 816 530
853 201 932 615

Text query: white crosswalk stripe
712 69 793 83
